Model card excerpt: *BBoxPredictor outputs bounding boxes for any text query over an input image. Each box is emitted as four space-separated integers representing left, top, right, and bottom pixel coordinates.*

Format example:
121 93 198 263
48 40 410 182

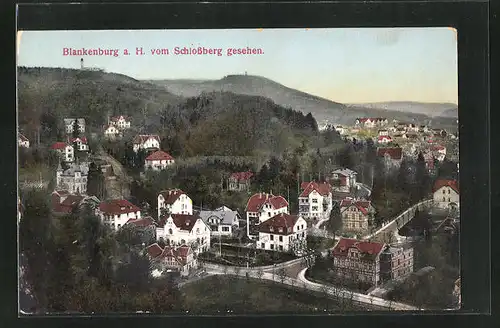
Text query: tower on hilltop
80 58 84 69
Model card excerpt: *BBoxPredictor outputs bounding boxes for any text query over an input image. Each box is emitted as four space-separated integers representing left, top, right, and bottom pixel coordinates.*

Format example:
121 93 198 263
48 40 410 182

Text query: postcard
17 28 459 315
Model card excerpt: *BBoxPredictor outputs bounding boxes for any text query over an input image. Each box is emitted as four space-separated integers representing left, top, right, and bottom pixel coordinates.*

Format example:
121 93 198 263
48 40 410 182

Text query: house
406 123 419 133
330 168 357 193
432 179 459 209
124 216 156 243
104 125 122 139
228 171 254 192
109 115 131 130
431 145 447 162
68 137 89 152
144 150 175 171
155 213 211 254
198 208 240 237
51 191 100 215
18 133 29 148
157 189 193 218
379 244 414 282
146 243 197 277
331 238 386 286
298 181 333 220
335 125 347 135
97 199 141 230
377 135 393 144
255 213 308 255
422 151 437 175
406 132 420 140
340 198 375 233
55 162 89 194
378 129 389 137
64 118 86 134
355 118 388 129
51 142 74 162
245 192 289 239
132 134 161 153
377 147 403 168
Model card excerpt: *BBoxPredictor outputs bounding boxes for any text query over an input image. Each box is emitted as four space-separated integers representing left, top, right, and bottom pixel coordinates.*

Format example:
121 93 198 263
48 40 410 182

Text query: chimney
259 192 262 199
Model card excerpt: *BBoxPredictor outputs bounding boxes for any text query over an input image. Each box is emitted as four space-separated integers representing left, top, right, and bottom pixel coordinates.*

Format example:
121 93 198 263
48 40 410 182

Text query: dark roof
245 193 288 212
98 199 141 215
332 238 385 258
257 213 302 235
158 189 186 205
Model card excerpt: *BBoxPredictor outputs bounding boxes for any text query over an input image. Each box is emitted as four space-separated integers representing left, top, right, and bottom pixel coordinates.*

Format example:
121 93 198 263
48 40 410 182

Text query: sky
17 28 457 104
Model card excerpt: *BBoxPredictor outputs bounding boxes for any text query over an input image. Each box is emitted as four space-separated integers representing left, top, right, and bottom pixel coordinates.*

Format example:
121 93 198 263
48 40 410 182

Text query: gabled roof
331 168 357 177
229 171 254 181
146 243 192 265
340 198 373 215
245 193 288 212
125 217 155 228
332 238 385 258
377 135 392 141
145 150 174 161
18 133 29 141
199 210 239 225
433 179 459 193
110 115 130 122
431 145 446 151
257 213 302 235
51 142 69 150
133 134 160 144
377 147 403 160
158 189 186 205
69 137 88 144
157 214 201 232
64 118 85 125
299 181 331 197
98 199 141 215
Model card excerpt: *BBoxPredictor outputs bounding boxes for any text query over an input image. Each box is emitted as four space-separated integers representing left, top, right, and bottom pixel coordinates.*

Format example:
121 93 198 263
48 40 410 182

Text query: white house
431 145 447 162
378 129 389 137
330 168 357 193
155 214 211 254
256 213 308 255
64 118 86 134
132 134 161 153
51 142 74 162
157 189 193 218
55 162 89 194
104 125 122 139
377 135 393 144
97 199 142 230
335 125 347 135
144 150 175 171
433 179 459 209
146 243 197 277
68 137 89 152
18 133 29 148
298 181 333 220
109 115 131 130
198 208 240 237
245 192 289 239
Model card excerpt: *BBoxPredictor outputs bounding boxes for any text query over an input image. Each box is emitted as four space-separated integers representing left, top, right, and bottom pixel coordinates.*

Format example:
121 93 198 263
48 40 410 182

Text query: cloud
375 29 401 46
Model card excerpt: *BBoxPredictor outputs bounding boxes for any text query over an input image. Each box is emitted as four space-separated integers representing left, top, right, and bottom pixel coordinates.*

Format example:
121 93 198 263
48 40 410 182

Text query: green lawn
180 275 364 313
18 164 53 183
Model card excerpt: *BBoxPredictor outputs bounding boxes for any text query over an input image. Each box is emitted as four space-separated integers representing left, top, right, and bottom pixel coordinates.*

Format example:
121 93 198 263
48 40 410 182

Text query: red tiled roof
431 145 446 151
433 179 459 194
145 150 174 161
126 217 154 228
229 171 254 182
51 142 68 150
147 244 192 265
299 181 331 197
98 199 140 215
377 147 403 160
257 213 301 235
69 137 88 144
53 189 70 196
377 135 392 142
159 189 185 205
340 198 372 215
332 238 385 257
146 243 163 258
133 134 160 145
111 115 130 122
157 214 200 232
245 193 289 212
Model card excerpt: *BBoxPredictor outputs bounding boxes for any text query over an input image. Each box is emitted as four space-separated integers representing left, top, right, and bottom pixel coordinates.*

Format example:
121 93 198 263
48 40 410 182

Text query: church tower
80 58 84 70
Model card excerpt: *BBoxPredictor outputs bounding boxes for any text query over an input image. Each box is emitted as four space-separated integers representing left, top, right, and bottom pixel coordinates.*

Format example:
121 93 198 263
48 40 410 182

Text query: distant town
18 67 460 314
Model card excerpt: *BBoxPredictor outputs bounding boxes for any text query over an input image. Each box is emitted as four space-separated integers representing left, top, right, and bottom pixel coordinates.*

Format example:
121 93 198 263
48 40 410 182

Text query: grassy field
18 164 53 184
180 275 364 313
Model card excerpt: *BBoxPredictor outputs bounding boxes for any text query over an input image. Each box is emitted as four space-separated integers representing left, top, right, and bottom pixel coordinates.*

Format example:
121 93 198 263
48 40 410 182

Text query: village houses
146 243 198 277
104 125 122 139
298 181 333 220
56 161 89 194
155 213 211 254
245 192 289 239
97 199 142 230
64 118 86 134
431 145 447 162
18 133 30 148
432 179 459 210
68 137 89 152
330 168 357 193
109 115 131 130
51 191 100 215
157 189 193 218
51 142 74 162
228 171 254 192
340 198 375 233
377 147 403 169
355 118 388 129
132 134 161 153
256 213 308 255
377 135 393 144
198 207 240 237
144 150 175 171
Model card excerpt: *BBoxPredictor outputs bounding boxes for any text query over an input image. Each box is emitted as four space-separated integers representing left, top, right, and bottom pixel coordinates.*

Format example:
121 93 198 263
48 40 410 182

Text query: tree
415 152 431 201
72 119 80 139
86 162 106 200
277 267 287 284
325 202 343 237
256 268 264 280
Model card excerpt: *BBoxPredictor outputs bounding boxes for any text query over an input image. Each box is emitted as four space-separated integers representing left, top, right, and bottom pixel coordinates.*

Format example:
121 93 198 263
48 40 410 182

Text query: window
279 236 283 242
443 197 446 202
270 244 274 250
169 229 173 234
261 243 265 249
196 228 200 233
448 190 450 194
443 190 446 194
268 212 271 217
279 245 283 251
312 199 318 203
270 235 274 241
